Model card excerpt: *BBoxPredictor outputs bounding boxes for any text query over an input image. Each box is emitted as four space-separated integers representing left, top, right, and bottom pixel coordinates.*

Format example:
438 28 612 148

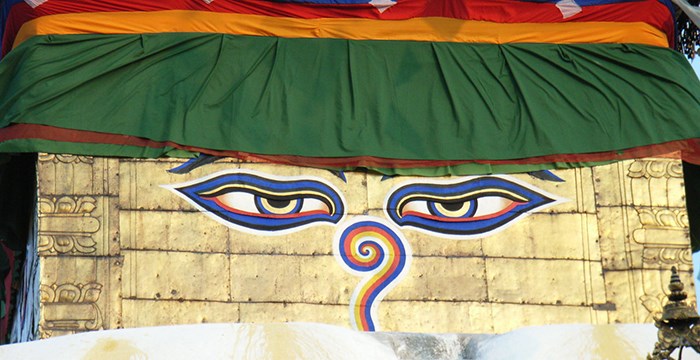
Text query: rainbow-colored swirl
334 217 411 331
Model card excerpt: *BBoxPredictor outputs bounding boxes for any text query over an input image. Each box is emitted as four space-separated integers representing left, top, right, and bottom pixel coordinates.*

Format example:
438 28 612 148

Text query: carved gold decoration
636 209 689 230
628 160 683 179
40 283 103 304
38 154 94 164
39 197 97 215
38 196 100 254
642 248 693 267
641 292 667 322
640 291 698 324
39 282 104 333
627 159 690 270
619 159 694 327
632 207 691 267
647 268 700 360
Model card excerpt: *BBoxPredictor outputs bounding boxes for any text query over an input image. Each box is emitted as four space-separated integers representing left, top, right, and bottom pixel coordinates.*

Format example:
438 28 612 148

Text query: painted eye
257 197 303 214
164 170 345 235
256 196 303 215
385 176 565 238
201 189 331 217
402 195 519 221
428 199 477 218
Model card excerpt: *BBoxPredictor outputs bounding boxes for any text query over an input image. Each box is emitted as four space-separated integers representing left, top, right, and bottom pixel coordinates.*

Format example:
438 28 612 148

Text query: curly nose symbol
333 216 412 331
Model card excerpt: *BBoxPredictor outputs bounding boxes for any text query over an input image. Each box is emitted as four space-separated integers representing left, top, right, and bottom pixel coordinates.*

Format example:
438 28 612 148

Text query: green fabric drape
0 34 699 165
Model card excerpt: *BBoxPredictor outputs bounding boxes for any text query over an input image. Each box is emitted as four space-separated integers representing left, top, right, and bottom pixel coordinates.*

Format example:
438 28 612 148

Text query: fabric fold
0 1 697 176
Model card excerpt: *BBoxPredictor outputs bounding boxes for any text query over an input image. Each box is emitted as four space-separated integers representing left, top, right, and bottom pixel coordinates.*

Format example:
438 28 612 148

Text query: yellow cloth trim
14 10 669 49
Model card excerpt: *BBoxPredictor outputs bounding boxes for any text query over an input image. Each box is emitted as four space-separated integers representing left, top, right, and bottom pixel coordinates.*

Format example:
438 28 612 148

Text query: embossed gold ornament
647 267 700 360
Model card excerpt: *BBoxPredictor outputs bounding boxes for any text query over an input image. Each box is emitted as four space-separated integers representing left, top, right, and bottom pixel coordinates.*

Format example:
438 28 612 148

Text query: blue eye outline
163 169 346 235
384 176 566 239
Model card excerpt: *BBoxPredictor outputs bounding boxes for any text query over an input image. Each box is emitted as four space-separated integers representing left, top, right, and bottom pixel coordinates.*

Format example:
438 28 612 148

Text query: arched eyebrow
167 154 222 174
328 170 347 183
527 170 565 183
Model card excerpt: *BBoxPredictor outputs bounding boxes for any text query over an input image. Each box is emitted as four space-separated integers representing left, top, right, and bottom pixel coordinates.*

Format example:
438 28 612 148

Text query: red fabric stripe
2 0 674 55
0 124 694 169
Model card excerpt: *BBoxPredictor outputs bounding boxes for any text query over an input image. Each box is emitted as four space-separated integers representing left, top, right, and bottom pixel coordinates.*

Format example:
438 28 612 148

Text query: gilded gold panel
35 155 695 335
380 301 494 333
38 155 118 196
120 210 229 253
238 303 346 325
39 256 122 338
121 299 239 328
121 250 230 302
489 303 598 333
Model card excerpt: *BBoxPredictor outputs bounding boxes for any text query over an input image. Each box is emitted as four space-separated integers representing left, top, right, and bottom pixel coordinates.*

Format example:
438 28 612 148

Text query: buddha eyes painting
166 168 566 331
165 170 346 234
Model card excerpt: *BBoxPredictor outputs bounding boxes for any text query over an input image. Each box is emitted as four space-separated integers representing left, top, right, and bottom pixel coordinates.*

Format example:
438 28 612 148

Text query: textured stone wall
35 155 696 337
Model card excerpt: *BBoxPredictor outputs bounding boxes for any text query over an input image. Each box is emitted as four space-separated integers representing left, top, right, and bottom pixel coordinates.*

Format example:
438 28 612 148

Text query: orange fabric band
14 10 669 49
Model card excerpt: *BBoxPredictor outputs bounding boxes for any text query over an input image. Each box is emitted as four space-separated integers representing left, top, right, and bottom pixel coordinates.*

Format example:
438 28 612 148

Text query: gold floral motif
628 159 683 179
632 207 691 267
639 283 697 322
38 235 97 254
38 154 94 164
40 283 103 304
640 292 666 322
39 282 104 333
38 196 100 254
642 248 693 266
38 196 97 215
636 208 689 229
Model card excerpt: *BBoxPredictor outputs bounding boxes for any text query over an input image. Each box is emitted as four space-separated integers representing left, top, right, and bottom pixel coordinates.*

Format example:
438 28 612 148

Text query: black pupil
440 201 464 211
267 199 291 209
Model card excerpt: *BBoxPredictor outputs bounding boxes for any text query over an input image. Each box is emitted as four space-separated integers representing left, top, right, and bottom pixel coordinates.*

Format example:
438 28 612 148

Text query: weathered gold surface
39 256 122 338
121 300 239 328
238 302 347 324
37 155 119 196
36 156 696 336
122 250 230 301
381 301 494 333
388 257 487 301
